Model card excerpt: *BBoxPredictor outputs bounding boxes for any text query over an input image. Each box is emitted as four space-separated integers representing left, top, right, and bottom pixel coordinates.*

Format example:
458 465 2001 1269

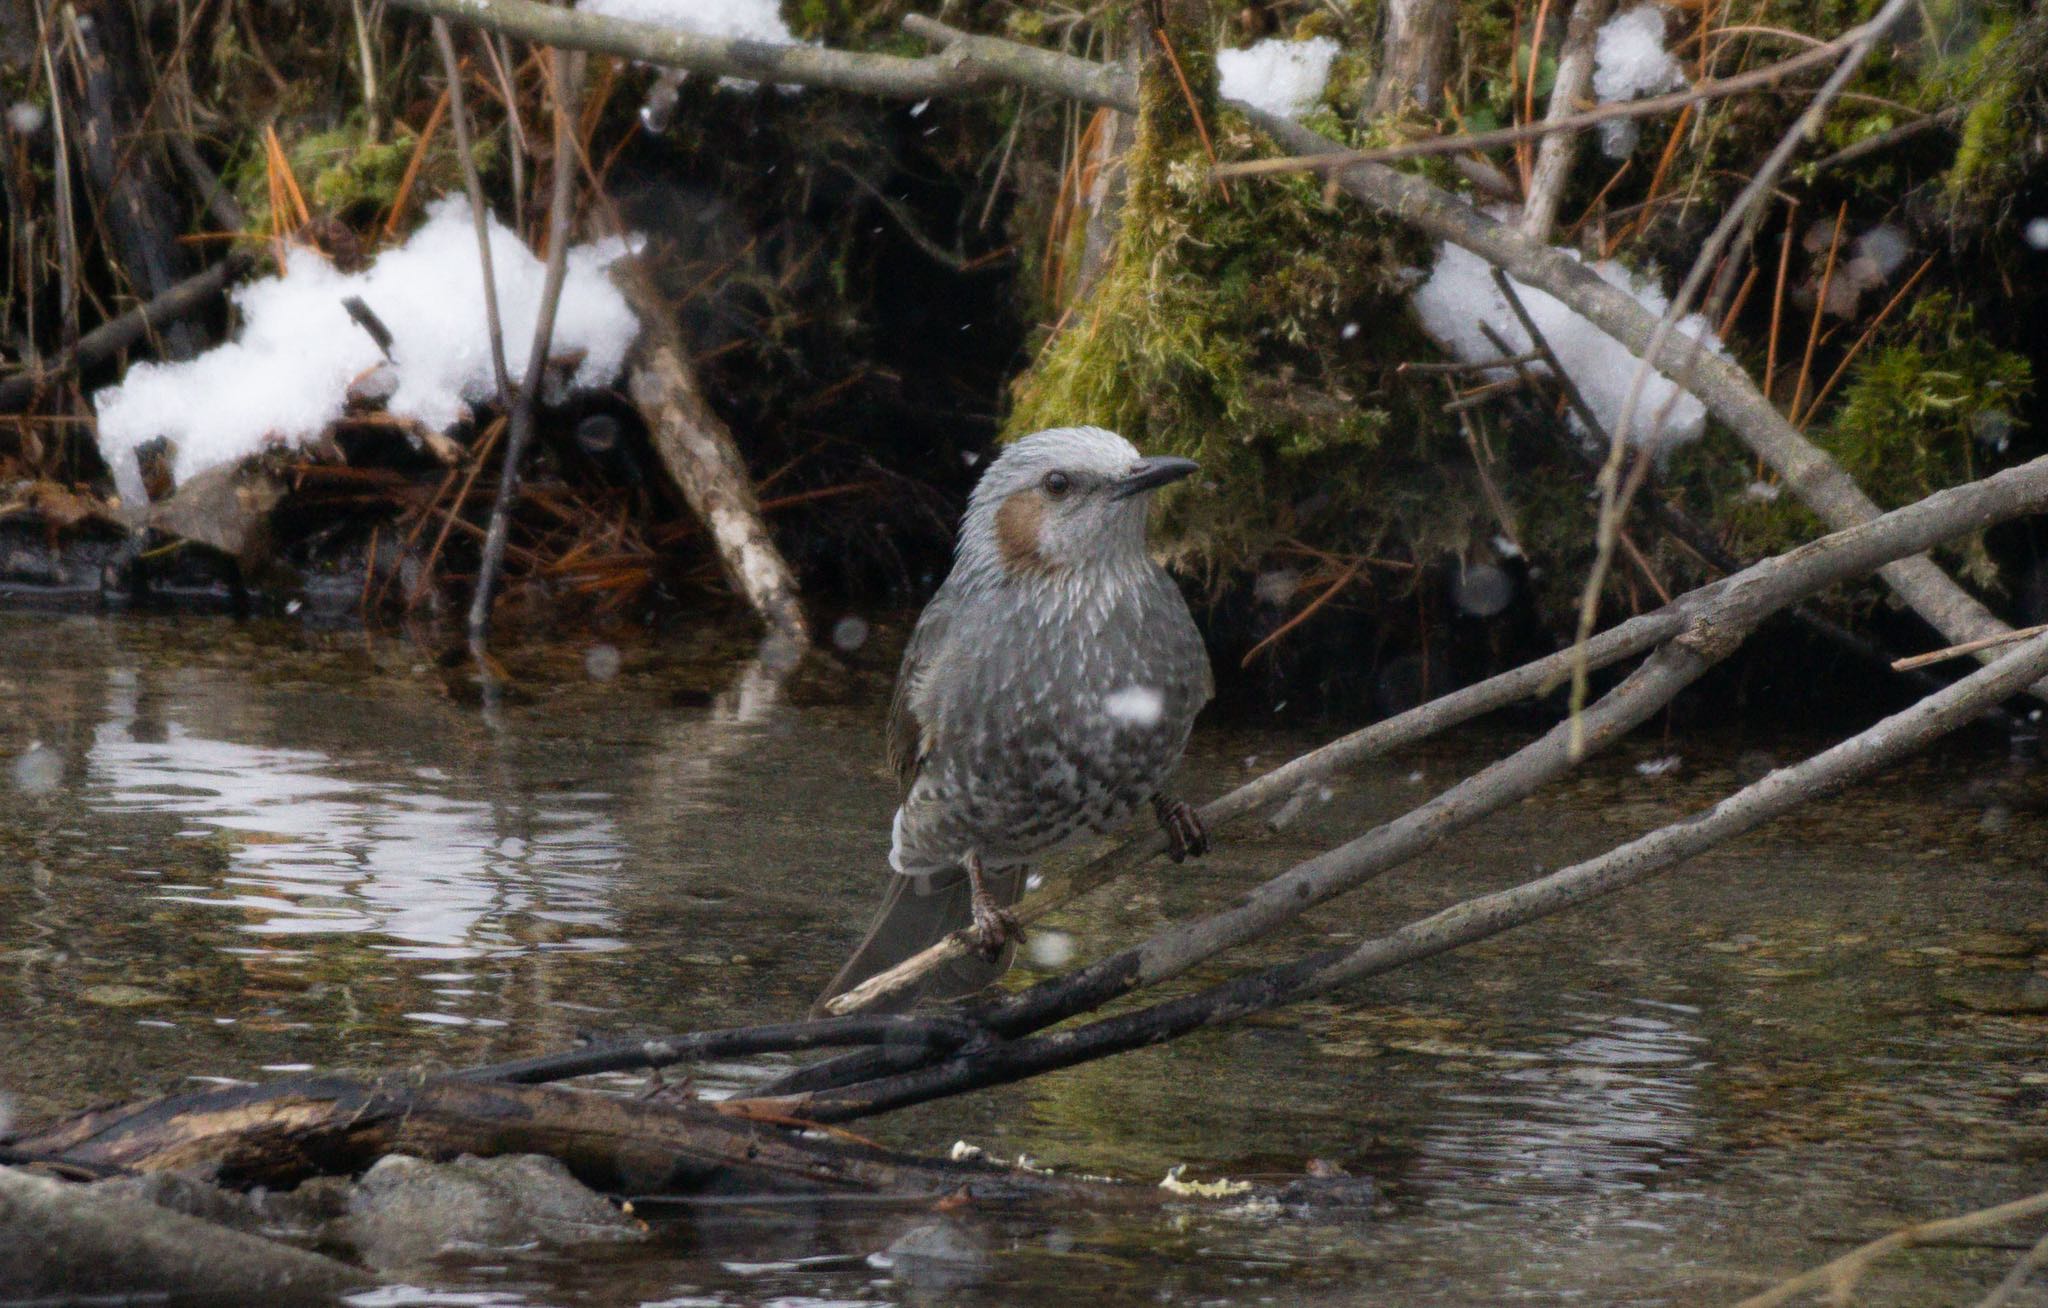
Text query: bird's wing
886 590 954 797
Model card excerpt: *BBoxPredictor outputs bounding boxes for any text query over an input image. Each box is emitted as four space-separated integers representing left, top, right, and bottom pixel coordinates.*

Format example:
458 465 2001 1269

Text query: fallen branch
384 0 1131 106
459 1012 986 1085
767 614 2048 1123
1736 1188 2048 1308
0 250 254 413
614 259 811 645
819 451 2048 1028
4 1074 1080 1201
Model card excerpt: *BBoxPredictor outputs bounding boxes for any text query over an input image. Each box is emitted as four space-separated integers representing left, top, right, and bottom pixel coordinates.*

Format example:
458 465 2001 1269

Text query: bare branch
1519 0 1613 242
466 47 582 664
1739 1190 2048 1308
772 612 2048 1123
381 0 1134 107
806 453 2048 1061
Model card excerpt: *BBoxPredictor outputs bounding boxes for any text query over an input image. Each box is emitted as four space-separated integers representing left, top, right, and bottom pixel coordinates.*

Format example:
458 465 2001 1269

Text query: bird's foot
967 887 1024 958
1152 794 1209 863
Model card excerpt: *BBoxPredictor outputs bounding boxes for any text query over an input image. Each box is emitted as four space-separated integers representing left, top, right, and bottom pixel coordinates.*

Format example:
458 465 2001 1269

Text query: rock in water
343 1153 643 1270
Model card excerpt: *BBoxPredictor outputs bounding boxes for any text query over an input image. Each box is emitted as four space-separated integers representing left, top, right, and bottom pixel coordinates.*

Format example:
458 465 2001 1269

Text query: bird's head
959 427 1198 580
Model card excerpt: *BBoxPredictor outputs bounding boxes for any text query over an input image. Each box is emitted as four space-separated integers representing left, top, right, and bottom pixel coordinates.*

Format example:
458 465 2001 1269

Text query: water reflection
86 665 627 962
1410 998 1707 1207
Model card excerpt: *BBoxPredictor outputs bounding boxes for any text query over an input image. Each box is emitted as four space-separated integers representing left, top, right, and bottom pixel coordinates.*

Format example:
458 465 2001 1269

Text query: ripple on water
1409 996 1708 1209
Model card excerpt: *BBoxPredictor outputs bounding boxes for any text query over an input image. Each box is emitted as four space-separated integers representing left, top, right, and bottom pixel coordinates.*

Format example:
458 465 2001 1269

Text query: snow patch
577 0 811 90
1595 5 1686 102
1593 5 1686 155
1410 238 1725 453
92 197 641 505
1103 685 1165 728
1217 37 1340 120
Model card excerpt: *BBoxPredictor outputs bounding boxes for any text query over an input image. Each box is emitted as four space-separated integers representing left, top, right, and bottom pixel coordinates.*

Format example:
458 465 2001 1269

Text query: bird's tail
811 863 1026 1017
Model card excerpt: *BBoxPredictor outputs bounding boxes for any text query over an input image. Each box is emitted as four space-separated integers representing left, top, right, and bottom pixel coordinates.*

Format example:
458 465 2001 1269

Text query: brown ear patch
994 489 1057 575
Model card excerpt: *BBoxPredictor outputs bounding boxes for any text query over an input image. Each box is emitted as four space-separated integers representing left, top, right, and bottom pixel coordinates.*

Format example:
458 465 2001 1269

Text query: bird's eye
1042 471 1072 497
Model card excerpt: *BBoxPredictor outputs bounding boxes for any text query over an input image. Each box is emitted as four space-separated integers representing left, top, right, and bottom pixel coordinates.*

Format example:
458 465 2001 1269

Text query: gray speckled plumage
815 427 1211 1013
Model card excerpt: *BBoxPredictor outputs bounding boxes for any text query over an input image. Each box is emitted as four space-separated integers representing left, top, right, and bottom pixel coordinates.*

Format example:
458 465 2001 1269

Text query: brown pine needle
1764 205 1797 402
383 85 453 240
1154 27 1229 202
1240 558 1366 667
1717 261 1761 338
1788 201 1846 421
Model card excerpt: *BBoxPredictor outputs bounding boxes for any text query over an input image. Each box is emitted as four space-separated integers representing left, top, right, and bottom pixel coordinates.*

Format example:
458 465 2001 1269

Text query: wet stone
341 1153 643 1270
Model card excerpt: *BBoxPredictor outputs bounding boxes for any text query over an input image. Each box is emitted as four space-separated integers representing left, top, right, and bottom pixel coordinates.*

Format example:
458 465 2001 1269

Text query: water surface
3 613 2045 1305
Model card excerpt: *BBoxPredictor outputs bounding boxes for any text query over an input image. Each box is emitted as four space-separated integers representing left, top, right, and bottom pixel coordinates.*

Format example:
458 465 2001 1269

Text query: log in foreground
3 1074 1077 1202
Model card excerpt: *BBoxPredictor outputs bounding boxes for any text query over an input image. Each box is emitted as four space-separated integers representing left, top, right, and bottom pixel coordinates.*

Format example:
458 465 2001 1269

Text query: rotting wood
3 1074 1082 1202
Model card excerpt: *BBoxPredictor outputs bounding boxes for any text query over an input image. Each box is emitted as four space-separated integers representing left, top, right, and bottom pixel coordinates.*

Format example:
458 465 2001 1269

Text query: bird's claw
1153 795 1209 864
968 888 1023 958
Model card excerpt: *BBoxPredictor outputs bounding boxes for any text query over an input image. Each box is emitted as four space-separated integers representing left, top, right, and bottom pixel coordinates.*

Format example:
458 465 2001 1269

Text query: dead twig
1892 622 2048 672
1737 1190 2048 1308
467 47 582 669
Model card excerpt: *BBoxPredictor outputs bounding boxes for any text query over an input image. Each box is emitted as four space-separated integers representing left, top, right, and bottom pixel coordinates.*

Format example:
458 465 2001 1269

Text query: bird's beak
1109 456 1200 501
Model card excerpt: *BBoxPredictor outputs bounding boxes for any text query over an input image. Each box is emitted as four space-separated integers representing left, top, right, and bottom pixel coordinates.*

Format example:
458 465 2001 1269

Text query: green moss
1004 21 1428 570
226 116 499 233
1688 294 2030 585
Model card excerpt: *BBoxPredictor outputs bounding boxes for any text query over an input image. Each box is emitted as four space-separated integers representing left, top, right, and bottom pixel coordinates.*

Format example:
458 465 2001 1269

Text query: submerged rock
341 1152 643 1270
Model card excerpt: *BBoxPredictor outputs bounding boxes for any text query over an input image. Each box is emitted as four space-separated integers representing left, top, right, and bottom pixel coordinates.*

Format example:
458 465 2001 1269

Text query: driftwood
615 259 812 645
4 1073 1081 1202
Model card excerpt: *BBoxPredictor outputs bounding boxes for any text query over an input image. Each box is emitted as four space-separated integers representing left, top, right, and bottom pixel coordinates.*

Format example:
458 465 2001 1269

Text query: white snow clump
1411 237 1726 453
576 0 811 89
93 197 640 506
1593 5 1687 155
1217 37 1340 120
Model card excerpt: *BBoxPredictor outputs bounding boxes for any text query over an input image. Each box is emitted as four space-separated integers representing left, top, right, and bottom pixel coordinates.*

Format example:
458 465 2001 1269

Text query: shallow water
3 612 2046 1306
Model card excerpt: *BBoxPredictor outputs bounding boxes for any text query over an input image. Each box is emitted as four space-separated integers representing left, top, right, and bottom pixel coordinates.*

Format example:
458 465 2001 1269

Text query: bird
814 425 1213 1016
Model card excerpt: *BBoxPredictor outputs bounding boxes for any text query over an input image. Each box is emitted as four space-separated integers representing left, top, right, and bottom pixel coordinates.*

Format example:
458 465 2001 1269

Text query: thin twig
434 18 512 400
1892 622 2048 672
1239 557 1364 667
1738 1190 2048 1308
467 49 582 667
